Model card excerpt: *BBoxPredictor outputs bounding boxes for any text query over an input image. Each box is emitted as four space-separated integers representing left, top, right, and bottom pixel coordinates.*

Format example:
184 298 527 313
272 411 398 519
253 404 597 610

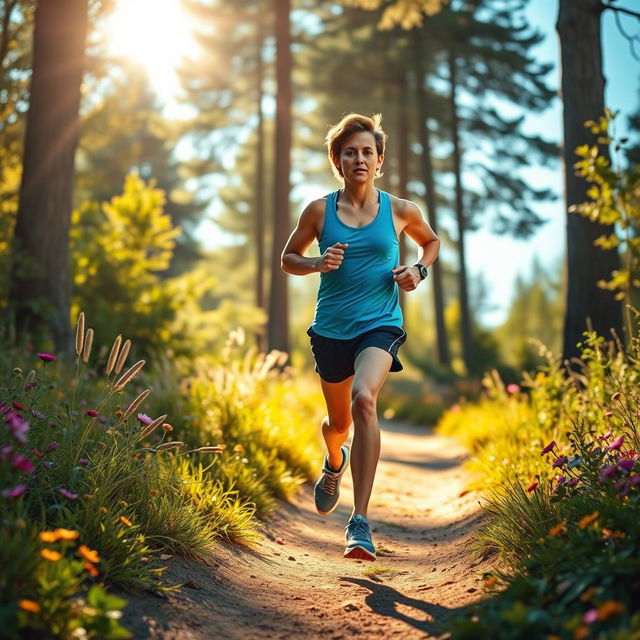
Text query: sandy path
122 422 490 639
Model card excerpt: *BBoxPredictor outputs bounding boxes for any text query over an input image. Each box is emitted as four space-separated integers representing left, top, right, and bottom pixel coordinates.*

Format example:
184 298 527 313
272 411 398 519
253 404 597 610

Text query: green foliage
438 332 640 638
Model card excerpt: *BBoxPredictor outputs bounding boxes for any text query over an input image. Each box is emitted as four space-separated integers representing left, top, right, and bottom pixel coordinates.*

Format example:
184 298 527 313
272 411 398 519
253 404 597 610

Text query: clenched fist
316 242 348 273
392 265 421 291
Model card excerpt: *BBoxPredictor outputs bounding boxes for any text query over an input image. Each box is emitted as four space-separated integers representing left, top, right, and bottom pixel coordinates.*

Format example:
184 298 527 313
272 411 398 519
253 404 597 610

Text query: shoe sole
316 503 338 516
344 545 376 561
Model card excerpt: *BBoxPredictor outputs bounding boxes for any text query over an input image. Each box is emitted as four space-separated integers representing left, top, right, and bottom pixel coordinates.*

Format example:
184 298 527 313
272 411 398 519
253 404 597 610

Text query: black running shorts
306 325 407 383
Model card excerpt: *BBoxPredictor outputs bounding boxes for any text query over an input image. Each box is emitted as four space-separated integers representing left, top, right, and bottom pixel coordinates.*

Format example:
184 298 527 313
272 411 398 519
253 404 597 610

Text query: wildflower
50 422 58 429
84 562 99 577
79 458 89 467
484 576 496 587
2 484 26 498
598 430 613 441
59 488 78 500
618 458 636 472
11 401 26 411
526 481 539 493
41 461 54 469
608 435 625 451
78 545 100 563
548 521 567 537
599 465 617 480
150 489 159 495
578 512 599 529
18 600 40 613
106 334 122 376
580 587 596 602
137 413 153 425
233 444 245 454
37 353 56 362
12 454 35 473
0 445 12 461
75 312 85 355
85 409 99 418
46 441 59 452
82 328 94 364
566 478 579 488
162 423 173 432
40 528 79 542
506 384 520 394
156 440 184 452
597 600 624 620
611 392 621 402
552 456 567 469
556 475 566 486
583 609 598 624
574 626 589 640
40 549 62 562
630 474 640 485
122 390 150 420
99 507 108 513
7 412 29 444
602 528 625 539
24 381 37 391
541 441 556 455
120 515 132 527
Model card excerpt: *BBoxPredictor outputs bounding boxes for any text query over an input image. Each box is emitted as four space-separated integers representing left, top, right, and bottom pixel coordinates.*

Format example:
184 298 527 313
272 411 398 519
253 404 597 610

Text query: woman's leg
320 376 353 470
350 347 392 518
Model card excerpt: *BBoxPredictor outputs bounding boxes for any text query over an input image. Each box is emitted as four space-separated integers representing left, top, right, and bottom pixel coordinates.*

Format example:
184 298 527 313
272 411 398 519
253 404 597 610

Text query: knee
323 415 351 434
351 388 376 421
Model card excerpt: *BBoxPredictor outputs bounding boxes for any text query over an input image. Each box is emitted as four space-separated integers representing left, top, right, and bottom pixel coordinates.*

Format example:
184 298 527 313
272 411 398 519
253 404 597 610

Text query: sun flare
104 0 200 99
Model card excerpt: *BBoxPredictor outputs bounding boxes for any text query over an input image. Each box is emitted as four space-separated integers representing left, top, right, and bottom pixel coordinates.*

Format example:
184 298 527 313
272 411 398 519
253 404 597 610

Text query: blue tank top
310 189 403 339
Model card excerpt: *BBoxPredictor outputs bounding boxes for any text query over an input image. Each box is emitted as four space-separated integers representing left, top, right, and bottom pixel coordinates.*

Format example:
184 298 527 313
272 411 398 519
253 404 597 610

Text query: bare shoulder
296 197 326 238
388 194 423 222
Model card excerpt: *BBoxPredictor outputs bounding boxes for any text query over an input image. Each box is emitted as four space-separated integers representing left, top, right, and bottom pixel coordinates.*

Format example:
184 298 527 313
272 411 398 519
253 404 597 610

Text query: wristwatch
414 264 428 280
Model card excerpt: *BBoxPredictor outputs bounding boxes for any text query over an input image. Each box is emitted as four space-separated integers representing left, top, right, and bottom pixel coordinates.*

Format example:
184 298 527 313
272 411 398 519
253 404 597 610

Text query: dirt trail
122 422 491 639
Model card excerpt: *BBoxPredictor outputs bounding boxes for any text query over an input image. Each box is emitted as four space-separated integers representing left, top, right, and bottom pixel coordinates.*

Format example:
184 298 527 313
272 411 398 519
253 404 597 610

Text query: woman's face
333 131 383 183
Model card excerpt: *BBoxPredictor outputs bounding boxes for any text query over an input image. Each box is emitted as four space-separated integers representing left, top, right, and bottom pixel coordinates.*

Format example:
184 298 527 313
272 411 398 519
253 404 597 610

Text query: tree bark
268 0 291 354
396 79 409 315
9 0 88 351
255 16 266 351
557 0 622 359
449 51 473 373
414 31 450 367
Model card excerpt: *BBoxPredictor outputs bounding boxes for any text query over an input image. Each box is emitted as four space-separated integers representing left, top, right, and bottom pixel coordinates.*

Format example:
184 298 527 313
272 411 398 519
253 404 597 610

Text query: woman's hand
392 265 420 291
316 242 348 272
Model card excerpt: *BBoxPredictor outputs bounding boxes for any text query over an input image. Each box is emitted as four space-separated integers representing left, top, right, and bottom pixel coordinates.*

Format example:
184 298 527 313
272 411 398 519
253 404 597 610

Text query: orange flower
233 444 245 454
162 423 173 432
99 507 108 514
546 636 561 640
597 600 624 621
580 586 596 602
78 545 100 564
574 626 589 640
578 511 599 529
41 549 62 562
84 562 99 577
484 577 496 587
548 521 567 537
18 599 40 613
150 489 159 496
120 515 132 527
602 528 625 539
55 528 79 541
39 531 58 543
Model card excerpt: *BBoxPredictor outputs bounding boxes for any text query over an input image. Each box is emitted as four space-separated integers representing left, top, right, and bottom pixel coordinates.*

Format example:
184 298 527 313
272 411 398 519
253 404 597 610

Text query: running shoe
344 514 376 561
314 445 349 515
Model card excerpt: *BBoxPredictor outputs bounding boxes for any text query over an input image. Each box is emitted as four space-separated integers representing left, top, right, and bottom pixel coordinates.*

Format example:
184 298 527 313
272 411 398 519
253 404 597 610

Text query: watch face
416 265 427 279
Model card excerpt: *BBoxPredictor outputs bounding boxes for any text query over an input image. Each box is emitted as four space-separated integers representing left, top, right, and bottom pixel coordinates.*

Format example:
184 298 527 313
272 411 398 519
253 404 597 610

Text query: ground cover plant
438 332 640 639
0 315 322 639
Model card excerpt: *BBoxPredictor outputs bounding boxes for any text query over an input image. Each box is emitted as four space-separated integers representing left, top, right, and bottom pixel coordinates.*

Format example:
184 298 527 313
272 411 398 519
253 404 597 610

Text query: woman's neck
340 182 378 208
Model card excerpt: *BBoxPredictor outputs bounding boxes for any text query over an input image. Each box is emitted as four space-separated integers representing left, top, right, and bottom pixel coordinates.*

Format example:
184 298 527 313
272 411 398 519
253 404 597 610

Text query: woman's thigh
320 376 354 432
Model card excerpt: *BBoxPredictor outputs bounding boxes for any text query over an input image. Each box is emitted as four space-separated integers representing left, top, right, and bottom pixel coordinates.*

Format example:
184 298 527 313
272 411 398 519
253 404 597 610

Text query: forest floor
121 421 493 639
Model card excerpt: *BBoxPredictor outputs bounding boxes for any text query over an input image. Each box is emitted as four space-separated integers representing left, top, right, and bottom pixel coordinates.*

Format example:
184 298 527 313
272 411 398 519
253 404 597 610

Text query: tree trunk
449 51 473 373
414 31 450 367
396 79 409 315
557 0 622 359
268 0 291 354
255 16 266 351
9 0 88 351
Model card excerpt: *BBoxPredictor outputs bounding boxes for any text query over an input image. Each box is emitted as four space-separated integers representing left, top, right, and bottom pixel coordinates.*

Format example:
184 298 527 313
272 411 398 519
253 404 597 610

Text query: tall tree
557 0 622 358
9 0 88 350
268 0 292 354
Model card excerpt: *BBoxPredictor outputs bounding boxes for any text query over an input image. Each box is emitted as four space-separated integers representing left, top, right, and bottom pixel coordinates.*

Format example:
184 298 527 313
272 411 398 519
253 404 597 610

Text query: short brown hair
325 113 387 180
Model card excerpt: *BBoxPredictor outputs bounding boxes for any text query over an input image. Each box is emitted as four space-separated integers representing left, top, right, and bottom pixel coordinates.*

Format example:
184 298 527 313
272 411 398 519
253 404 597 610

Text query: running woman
281 113 440 561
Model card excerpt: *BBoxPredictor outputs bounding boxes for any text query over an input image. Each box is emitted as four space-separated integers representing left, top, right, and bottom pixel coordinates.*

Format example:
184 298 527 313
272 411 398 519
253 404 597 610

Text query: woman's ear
331 154 343 177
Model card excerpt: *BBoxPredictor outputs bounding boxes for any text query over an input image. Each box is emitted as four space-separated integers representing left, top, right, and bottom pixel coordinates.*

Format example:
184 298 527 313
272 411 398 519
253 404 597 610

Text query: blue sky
467 0 639 325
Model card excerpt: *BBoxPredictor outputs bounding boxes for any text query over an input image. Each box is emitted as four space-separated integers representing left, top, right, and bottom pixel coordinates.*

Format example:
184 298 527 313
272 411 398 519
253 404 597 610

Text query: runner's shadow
340 577 457 634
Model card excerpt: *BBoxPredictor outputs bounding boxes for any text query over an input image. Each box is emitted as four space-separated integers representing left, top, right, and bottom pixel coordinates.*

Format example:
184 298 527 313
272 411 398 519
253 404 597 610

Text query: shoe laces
347 517 370 540
320 470 339 495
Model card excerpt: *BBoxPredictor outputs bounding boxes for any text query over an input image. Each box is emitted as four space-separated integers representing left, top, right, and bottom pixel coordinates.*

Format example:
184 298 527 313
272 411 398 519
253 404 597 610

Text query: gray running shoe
344 514 376 561
314 445 349 515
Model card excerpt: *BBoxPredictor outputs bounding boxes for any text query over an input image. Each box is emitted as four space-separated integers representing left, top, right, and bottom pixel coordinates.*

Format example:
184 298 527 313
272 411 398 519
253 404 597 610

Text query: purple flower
541 440 556 456
137 413 153 426
6 412 29 444
598 431 613 442
583 609 598 624
2 484 26 498
37 353 56 362
608 435 625 451
79 458 89 467
12 454 35 474
630 474 640 486
50 422 58 429
566 477 579 488
31 409 45 420
59 488 78 500
618 458 636 472
556 475 566 486
85 409 99 418
24 382 37 390
0 445 13 462
552 456 567 469
599 464 618 480
46 441 59 452
41 461 54 469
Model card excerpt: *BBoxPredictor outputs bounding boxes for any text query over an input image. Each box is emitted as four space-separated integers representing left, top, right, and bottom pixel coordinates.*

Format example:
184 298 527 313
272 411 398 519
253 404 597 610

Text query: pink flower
79 458 89 467
506 384 520 394
12 454 35 473
541 441 556 456
618 458 636 472
2 484 26 498
1 445 13 461
526 481 539 493
599 464 618 480
137 413 153 425
32 448 44 459
85 409 99 418
37 353 56 362
59 488 78 500
608 435 625 451
46 441 59 452
11 401 26 411
552 456 567 469
583 609 598 624
566 477 579 488
6 412 29 444
598 431 613 442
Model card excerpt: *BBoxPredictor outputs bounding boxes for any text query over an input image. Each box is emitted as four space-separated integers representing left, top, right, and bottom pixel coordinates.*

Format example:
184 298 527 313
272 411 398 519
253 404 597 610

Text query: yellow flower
78 545 100 564
120 515 132 527
18 599 40 613
55 528 79 541
41 549 62 562
578 511 599 529
548 521 567 537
